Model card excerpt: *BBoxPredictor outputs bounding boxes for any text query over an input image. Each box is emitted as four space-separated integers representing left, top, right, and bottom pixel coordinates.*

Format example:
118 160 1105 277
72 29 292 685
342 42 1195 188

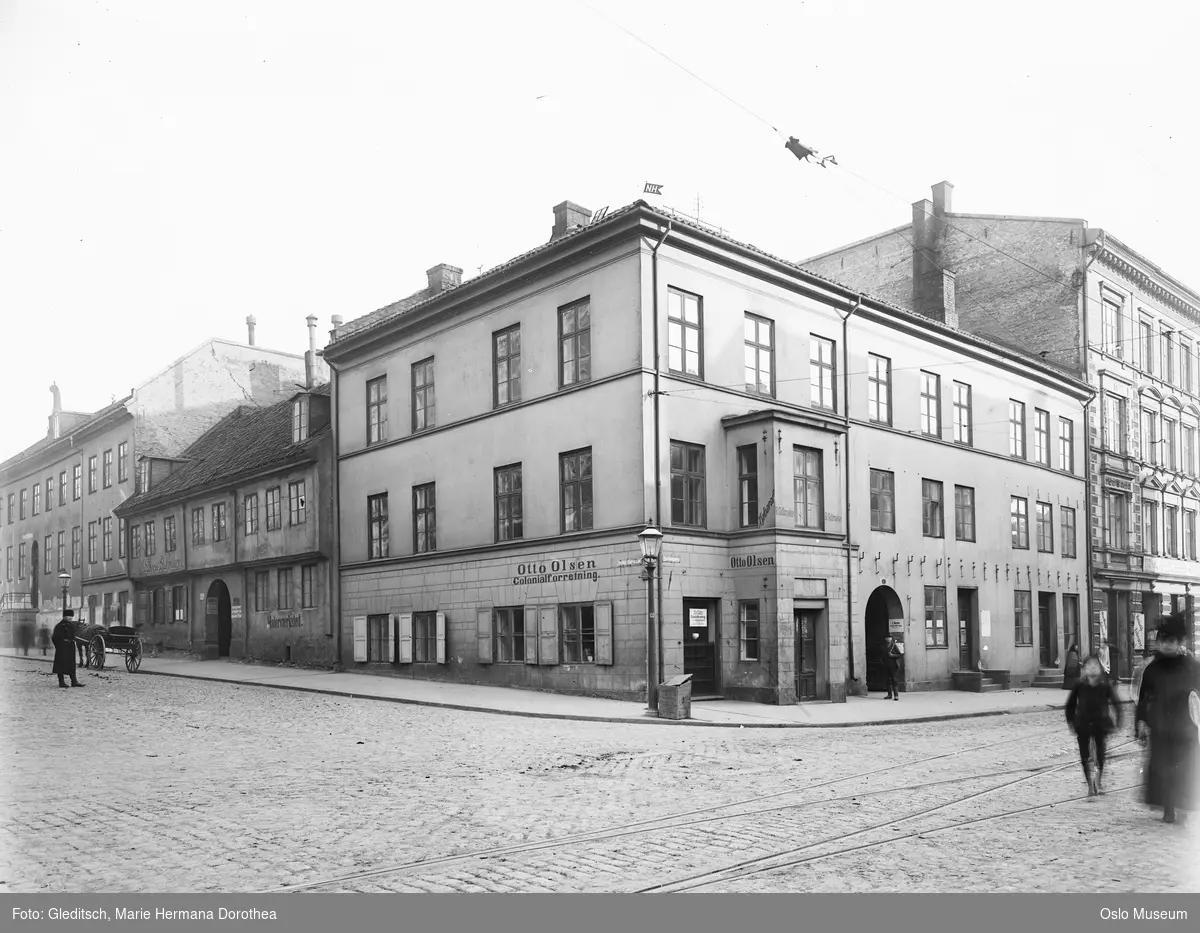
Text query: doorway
207 579 233 658
794 608 819 701
957 588 978 671
865 585 904 692
1038 592 1057 667
681 598 718 697
1106 590 1130 680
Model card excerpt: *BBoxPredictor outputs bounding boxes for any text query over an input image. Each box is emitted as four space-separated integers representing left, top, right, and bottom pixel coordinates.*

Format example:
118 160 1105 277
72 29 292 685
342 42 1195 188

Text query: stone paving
0 660 1195 894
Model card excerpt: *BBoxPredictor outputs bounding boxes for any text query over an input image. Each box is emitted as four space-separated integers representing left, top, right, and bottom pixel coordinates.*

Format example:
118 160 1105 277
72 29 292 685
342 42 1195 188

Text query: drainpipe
182 502 191 648
326 355 343 668
649 220 673 708
836 296 863 697
1081 229 1102 658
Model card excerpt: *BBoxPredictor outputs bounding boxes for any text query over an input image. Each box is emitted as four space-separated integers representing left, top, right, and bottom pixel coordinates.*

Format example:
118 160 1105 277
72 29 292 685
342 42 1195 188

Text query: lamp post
58 570 71 618
638 523 664 711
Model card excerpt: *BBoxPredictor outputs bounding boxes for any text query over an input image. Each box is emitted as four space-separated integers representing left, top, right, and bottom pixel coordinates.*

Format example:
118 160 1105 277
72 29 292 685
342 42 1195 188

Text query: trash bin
658 673 693 720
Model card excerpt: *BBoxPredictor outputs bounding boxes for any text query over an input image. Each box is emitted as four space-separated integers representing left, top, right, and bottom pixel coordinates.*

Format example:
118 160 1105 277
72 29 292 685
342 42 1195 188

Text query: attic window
138 459 150 494
293 396 310 444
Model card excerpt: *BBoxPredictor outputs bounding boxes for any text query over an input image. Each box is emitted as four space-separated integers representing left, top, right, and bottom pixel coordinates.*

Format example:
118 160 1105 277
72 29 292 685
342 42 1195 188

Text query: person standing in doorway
884 635 902 701
1135 611 1200 824
51 609 83 689
1065 656 1122 796
1063 643 1081 690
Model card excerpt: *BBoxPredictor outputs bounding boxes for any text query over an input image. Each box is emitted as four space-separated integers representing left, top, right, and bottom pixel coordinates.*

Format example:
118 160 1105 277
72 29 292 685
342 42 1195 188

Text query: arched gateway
864 585 904 693
206 579 233 658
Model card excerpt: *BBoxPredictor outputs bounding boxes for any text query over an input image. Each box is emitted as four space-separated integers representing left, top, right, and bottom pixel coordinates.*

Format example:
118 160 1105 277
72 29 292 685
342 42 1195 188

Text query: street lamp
58 571 71 617
638 523 664 711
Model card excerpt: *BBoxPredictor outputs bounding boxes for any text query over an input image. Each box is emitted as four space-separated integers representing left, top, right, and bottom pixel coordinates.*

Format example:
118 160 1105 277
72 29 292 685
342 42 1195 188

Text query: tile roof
0 395 133 477
116 383 330 515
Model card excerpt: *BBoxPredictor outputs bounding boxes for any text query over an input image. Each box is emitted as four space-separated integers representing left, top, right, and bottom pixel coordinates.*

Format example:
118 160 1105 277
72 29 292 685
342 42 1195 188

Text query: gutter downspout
182 500 191 649
1081 230 1102 659
836 296 863 698
649 221 673 710
325 356 343 669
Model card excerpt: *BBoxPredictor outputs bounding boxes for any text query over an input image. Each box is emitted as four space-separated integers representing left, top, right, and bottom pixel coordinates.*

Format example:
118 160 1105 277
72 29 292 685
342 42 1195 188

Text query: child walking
1065 655 1122 796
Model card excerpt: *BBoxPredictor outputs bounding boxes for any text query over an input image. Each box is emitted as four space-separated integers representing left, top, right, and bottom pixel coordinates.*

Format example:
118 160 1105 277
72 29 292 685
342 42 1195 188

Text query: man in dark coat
51 610 83 689
1135 611 1200 823
883 636 902 701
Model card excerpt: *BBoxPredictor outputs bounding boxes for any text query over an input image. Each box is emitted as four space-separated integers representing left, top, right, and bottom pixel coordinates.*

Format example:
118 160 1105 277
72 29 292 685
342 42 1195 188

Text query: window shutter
352 615 368 662
183 586 190 623
477 609 493 664
436 611 447 665
538 605 558 666
398 612 413 664
595 601 614 665
136 590 149 626
388 613 398 664
524 604 539 665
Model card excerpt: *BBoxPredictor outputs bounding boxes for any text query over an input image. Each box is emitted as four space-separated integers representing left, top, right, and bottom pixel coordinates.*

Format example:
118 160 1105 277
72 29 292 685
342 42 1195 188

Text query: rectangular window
1106 493 1127 550
365 614 389 662
1102 299 1121 357
560 448 594 533
1186 510 1197 561
266 487 282 531
920 371 941 437
144 521 156 557
1165 331 1176 385
560 604 595 663
116 520 125 560
1184 426 1196 476
56 531 65 570
794 447 823 530
1142 409 1158 465
118 441 129 482
71 526 81 568
668 288 703 378
559 298 592 387
172 585 188 622
292 396 310 444
1140 319 1154 374
1036 501 1054 553
132 524 142 559
494 464 523 542
289 481 306 526
1164 418 1178 470
1165 505 1179 558
43 535 52 574
1184 340 1195 394
1033 409 1050 466
495 607 525 663
670 442 707 527
1011 497 1029 549
19 543 25 580
924 586 947 648
1062 507 1077 559
44 477 52 513
103 450 113 487
921 479 944 538
739 601 760 661
411 357 435 432
301 565 316 608
58 472 66 506
88 455 98 493
1059 418 1075 473
1009 401 1026 458
73 463 84 498
19 489 27 519
255 571 269 611
413 611 439 663
164 515 176 552
809 335 836 410
1063 595 1080 652
413 483 436 553
1014 591 1033 645
32 483 40 516
493 325 522 406
744 313 774 396
366 376 388 445
870 469 895 533
954 485 975 542
191 507 205 546
5 493 11 523
867 354 891 424
737 445 758 528
952 382 972 445
277 568 292 610
244 493 258 535
368 493 389 559
1145 500 1160 556
102 518 113 561
1103 394 1127 453
212 503 227 542
5 547 10 582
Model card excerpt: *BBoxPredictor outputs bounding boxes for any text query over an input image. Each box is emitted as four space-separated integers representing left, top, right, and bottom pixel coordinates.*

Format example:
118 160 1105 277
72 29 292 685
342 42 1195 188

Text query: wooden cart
81 625 143 672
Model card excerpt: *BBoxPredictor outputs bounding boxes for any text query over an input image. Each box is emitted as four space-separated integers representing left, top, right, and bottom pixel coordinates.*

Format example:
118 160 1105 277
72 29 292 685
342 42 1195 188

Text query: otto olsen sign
512 558 599 586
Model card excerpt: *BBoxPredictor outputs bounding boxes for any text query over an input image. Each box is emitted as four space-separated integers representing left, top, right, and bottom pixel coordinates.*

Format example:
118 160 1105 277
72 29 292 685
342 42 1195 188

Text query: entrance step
1031 666 1062 688
980 682 1003 693
951 669 1011 693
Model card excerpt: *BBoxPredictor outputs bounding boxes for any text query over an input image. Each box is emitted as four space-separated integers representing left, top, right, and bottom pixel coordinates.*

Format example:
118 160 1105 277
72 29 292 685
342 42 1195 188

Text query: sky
1 0 1197 461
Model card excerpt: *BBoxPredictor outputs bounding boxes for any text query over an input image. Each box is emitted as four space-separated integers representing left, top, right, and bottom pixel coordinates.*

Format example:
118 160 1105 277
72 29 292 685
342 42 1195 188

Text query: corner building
323 200 1090 703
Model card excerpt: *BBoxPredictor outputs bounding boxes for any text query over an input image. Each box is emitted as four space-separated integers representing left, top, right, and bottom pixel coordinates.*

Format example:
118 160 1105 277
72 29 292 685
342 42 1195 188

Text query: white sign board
888 617 904 633
689 608 707 628
1133 613 1145 651
980 609 992 638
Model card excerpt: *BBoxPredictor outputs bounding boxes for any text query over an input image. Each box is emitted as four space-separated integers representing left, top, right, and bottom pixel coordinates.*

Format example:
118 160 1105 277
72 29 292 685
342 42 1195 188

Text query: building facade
802 182 1200 678
321 199 1089 704
113 380 334 664
0 327 315 646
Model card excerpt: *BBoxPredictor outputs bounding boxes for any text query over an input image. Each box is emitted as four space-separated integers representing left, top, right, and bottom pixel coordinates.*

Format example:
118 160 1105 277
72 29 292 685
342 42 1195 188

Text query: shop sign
267 611 303 630
1133 612 1145 651
888 617 904 633
231 600 243 621
688 608 708 628
1103 475 1133 492
730 554 775 569
141 554 184 576
512 558 599 586
795 578 826 599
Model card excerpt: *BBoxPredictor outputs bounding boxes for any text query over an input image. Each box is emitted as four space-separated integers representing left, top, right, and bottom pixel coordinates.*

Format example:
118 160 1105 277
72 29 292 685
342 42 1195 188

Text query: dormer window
138 459 150 494
292 396 310 444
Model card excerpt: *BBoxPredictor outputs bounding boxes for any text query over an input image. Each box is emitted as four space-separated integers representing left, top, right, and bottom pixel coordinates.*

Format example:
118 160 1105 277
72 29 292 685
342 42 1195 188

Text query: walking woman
51 609 83 689
1065 655 1121 796
1062 643 1081 690
1135 611 1200 824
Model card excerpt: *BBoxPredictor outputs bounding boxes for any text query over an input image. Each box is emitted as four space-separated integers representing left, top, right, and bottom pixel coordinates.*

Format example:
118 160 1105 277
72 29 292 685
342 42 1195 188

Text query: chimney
426 264 463 294
49 382 62 413
306 314 319 353
246 315 257 346
932 180 954 217
549 201 592 242
911 187 957 327
330 314 344 342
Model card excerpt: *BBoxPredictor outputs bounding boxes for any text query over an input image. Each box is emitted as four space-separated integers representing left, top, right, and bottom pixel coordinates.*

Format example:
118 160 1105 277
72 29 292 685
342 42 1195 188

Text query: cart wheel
126 640 142 673
91 634 106 670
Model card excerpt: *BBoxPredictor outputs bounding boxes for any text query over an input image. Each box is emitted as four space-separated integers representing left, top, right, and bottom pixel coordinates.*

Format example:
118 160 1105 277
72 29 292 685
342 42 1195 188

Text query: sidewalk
1 651 1116 729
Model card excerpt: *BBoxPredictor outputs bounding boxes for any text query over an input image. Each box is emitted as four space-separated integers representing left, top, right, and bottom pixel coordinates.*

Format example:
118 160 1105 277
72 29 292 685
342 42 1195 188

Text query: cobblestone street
1 659 1195 894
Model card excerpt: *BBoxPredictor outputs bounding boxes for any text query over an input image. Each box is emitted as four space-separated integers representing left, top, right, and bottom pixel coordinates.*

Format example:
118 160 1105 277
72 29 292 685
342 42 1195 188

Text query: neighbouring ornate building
803 181 1200 681
319 198 1089 704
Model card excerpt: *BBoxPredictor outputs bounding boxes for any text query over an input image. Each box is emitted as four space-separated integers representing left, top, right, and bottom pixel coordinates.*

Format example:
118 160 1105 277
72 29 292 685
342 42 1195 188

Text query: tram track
272 723 1123 893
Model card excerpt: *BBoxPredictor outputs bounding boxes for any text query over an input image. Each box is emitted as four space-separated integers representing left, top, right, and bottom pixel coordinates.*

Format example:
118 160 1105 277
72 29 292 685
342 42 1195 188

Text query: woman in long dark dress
1063 643 1081 690
1135 611 1200 824
51 610 83 689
